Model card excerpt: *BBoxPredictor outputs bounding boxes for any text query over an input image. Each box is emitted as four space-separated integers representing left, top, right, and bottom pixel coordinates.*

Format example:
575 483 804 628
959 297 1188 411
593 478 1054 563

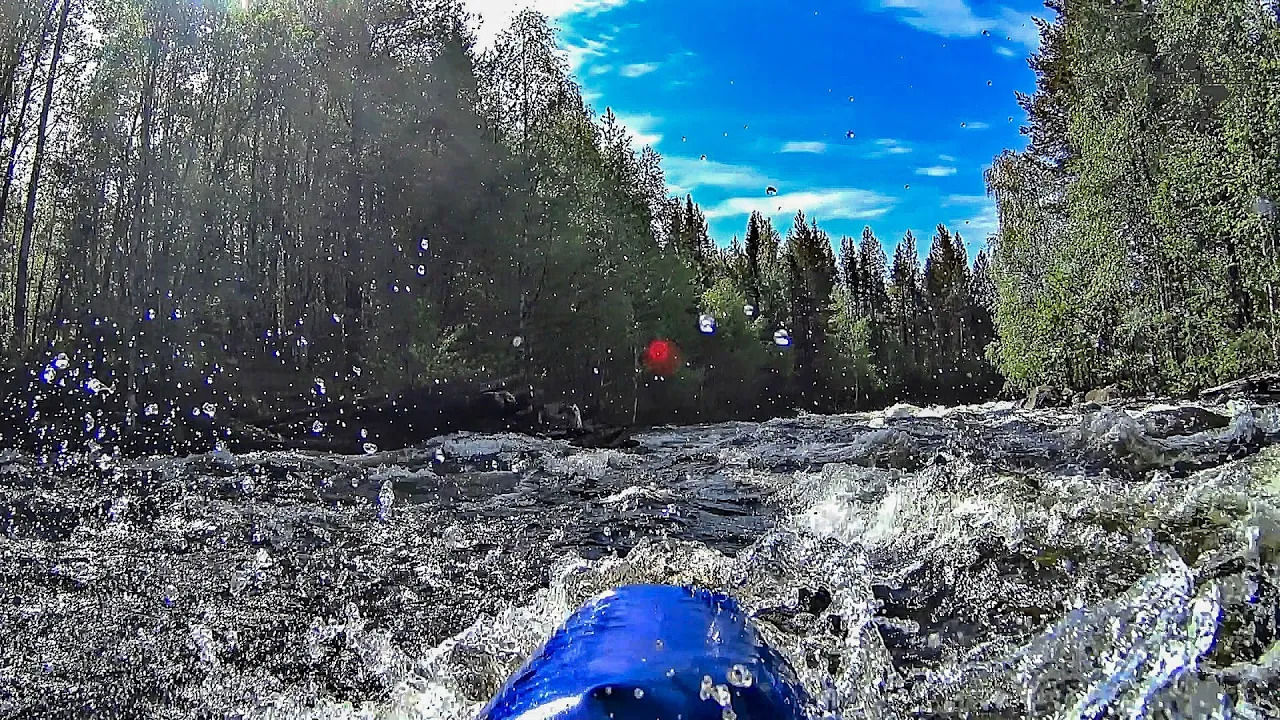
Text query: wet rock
1140 406 1232 439
1085 385 1121 403
1025 385 1070 410
541 403 583 431
799 586 833 615
569 425 638 450
1202 557 1278 669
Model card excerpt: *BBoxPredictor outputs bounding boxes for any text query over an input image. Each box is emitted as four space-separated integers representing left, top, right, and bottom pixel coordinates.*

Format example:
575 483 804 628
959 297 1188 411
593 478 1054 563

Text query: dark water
1 400 1278 719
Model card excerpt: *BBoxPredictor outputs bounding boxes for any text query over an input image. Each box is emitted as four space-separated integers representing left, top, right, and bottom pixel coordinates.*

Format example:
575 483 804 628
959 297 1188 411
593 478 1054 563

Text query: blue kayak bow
478 584 810 720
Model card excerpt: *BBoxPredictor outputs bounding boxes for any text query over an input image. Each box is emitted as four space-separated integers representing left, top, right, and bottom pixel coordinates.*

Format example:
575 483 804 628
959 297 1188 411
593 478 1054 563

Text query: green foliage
827 285 879 406
405 301 472 384
0 0 1005 426
988 0 1280 394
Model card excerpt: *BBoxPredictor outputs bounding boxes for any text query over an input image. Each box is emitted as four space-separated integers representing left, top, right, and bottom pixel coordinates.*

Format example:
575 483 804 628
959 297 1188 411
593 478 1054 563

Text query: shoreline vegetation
0 0 1277 455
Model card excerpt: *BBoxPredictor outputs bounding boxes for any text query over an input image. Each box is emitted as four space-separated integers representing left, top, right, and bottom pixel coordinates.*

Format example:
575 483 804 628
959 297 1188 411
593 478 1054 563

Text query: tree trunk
13 0 70 355
29 200 57 344
0 6 49 252
343 100 365 378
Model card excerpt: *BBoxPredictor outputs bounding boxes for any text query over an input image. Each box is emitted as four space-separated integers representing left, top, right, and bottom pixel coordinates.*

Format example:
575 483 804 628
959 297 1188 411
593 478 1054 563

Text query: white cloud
866 138 913 158
873 0 1041 51
587 64 613 76
953 202 1000 240
916 165 957 177
662 156 772 195
562 36 611 75
611 111 664 150
962 121 990 130
943 193 989 206
780 141 828 154
464 0 635 51
705 188 897 222
995 45 1018 58
938 154 956 162
619 62 659 77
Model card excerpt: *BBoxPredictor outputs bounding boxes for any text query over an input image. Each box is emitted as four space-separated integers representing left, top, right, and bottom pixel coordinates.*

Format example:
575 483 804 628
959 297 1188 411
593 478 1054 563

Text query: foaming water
1 401 1278 718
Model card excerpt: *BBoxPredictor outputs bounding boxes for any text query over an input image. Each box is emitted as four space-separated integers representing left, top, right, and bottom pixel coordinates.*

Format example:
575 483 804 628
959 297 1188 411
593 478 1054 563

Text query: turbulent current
2 399 1279 719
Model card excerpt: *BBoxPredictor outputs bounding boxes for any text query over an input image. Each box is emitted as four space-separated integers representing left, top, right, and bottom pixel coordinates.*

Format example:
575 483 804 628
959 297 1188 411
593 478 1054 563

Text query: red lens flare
643 338 681 377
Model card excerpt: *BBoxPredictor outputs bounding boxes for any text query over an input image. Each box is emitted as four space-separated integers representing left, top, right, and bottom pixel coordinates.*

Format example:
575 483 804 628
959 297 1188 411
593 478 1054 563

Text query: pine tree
923 224 970 395
887 230 923 390
781 211 838 407
838 234 861 315
743 210 764 309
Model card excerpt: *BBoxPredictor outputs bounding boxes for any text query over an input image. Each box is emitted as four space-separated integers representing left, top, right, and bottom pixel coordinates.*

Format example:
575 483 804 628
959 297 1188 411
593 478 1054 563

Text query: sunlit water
2 400 1278 719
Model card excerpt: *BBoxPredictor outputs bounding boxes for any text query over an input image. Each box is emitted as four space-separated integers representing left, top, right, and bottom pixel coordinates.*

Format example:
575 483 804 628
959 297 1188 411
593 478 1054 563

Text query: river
2 399 1278 719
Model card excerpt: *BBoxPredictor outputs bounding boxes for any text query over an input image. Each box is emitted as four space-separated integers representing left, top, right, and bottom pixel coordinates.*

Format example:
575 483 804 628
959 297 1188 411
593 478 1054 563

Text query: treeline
987 0 1280 396
0 0 1000 431
0 0 693 423
668 203 1000 417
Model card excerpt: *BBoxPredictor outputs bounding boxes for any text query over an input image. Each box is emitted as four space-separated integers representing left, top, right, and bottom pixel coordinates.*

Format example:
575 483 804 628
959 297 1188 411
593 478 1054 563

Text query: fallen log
1199 372 1280 405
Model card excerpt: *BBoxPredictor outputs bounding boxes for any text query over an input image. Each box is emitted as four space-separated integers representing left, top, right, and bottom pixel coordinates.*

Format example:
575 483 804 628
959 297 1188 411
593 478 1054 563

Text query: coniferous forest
0 0 1277 435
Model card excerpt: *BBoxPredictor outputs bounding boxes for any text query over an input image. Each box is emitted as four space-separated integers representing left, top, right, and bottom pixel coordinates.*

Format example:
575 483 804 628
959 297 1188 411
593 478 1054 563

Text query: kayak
478 584 810 720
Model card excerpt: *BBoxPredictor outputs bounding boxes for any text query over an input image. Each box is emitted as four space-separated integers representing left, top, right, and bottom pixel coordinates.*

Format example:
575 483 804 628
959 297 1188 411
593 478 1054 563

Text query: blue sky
466 0 1050 261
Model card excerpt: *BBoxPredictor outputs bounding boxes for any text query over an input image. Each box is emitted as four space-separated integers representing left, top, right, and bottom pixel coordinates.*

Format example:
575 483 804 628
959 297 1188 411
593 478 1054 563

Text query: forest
0 0 1277 436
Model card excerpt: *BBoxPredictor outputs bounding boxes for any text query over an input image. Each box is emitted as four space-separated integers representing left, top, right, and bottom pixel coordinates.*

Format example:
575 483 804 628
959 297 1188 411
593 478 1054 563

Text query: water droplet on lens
416 265 426 276
765 186 777 196
982 29 991 36
727 664 754 687
362 442 378 455
699 314 717 335
1255 196 1276 218
743 304 756 317
773 329 792 347
311 420 325 434
419 238 429 251
512 335 523 348
54 353 70 370
633 688 644 699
